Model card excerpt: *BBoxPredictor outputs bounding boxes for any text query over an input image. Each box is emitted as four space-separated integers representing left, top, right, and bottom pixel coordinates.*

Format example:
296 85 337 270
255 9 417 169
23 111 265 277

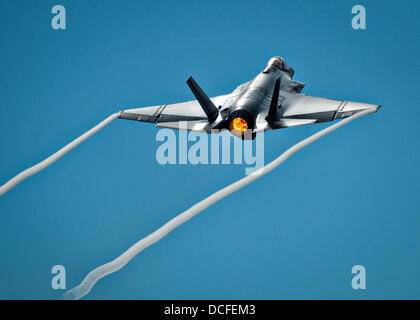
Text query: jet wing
120 94 230 131
270 93 380 128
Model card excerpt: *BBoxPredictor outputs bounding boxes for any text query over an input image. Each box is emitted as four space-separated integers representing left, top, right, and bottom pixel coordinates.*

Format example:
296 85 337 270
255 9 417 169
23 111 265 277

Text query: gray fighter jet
120 57 380 139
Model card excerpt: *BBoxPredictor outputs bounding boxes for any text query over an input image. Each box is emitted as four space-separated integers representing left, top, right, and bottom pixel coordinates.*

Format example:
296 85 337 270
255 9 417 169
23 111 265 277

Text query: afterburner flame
229 117 248 136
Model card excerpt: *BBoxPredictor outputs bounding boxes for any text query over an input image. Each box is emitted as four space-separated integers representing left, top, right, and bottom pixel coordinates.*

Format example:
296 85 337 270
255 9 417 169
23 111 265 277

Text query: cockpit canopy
264 57 294 77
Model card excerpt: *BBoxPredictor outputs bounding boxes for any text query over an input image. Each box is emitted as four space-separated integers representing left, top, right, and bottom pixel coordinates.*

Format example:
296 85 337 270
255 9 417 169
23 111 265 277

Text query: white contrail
63 108 375 300
0 112 121 196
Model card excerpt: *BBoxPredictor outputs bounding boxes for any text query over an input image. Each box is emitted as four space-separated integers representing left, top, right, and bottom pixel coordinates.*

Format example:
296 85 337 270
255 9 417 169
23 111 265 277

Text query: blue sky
0 0 419 299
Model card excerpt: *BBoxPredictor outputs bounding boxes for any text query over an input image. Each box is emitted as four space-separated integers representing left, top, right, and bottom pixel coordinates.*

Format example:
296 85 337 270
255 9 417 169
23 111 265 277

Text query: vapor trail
63 108 375 300
0 112 121 196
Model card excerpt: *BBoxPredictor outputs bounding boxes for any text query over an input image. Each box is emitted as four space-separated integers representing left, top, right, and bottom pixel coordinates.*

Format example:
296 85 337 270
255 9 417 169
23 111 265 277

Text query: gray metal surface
120 57 380 136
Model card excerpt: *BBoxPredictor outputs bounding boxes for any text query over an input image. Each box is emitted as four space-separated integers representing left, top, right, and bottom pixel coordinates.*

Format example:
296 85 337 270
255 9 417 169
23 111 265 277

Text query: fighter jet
120 57 380 139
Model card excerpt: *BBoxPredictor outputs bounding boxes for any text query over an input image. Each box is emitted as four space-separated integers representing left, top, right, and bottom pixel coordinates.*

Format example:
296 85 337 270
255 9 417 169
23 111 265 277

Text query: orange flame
229 117 248 136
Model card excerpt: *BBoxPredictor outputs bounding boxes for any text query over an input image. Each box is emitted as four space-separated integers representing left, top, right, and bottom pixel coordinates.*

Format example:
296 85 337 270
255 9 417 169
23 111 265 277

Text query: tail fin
266 77 281 121
186 76 219 122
